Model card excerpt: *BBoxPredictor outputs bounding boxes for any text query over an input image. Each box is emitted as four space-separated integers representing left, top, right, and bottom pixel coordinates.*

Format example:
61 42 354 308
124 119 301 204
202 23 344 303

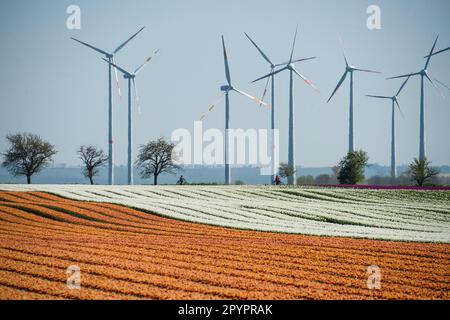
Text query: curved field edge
0 185 449 243
0 191 449 300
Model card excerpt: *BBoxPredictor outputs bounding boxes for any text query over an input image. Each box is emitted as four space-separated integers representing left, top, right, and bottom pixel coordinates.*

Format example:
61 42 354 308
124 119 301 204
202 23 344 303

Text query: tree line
1 133 179 185
278 150 441 187
1 132 442 186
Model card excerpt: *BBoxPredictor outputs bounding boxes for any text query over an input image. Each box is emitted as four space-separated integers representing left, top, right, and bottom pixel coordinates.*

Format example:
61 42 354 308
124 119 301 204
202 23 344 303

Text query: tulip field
1 185 449 242
0 185 449 299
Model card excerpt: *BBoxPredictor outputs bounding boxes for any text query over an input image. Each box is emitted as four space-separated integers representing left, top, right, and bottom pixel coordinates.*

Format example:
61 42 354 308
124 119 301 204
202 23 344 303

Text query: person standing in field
274 175 281 185
177 175 186 185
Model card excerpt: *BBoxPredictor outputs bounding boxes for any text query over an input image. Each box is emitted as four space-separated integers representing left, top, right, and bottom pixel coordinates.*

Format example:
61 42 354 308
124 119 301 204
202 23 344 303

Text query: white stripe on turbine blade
291 67 320 93
113 26 145 54
222 36 232 86
244 32 273 66
199 94 226 121
259 75 271 107
134 49 159 75
233 88 269 107
102 58 131 76
71 38 110 56
327 70 348 103
252 66 288 83
112 57 122 99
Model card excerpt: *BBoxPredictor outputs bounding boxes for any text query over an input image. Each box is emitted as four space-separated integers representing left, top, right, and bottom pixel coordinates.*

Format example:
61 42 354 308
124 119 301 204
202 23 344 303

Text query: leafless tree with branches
77 145 108 185
136 137 181 185
2 133 57 184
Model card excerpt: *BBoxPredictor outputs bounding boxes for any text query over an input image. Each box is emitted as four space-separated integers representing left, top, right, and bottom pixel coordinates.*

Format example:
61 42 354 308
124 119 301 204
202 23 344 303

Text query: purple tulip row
317 184 450 191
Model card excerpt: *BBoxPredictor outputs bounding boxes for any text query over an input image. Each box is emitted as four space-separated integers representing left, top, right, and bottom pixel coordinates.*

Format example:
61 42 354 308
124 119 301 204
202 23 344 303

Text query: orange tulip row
0 191 449 300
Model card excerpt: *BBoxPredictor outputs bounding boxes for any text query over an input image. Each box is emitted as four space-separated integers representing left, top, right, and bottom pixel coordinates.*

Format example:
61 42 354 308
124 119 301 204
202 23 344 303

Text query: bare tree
77 145 108 185
136 137 181 185
407 157 440 186
2 133 57 184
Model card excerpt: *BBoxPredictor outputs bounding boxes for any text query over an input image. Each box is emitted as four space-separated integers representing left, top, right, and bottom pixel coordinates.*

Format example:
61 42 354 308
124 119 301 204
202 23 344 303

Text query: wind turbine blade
425 35 439 69
366 95 391 99
252 66 288 83
134 49 159 75
425 73 444 99
434 78 450 91
291 66 320 93
387 72 419 80
327 70 348 103
338 35 349 67
259 75 271 107
233 88 269 107
112 57 122 99
101 58 131 76
395 99 405 119
199 94 226 121
427 46 450 57
222 36 232 86
274 56 316 67
244 32 273 66
113 26 145 54
395 75 411 96
71 38 110 56
292 56 317 64
132 78 141 114
353 68 381 74
273 61 289 68
289 24 299 63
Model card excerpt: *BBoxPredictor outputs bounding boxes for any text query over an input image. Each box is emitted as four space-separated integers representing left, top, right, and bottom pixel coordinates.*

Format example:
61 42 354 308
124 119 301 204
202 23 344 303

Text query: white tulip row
1 184 449 243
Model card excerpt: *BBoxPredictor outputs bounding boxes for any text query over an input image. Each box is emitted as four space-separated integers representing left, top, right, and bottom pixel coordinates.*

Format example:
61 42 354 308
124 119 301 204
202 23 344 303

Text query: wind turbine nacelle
220 85 232 92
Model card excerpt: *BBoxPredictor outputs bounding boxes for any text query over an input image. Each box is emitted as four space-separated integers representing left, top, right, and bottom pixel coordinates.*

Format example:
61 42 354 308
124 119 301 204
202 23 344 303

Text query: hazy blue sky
0 0 449 167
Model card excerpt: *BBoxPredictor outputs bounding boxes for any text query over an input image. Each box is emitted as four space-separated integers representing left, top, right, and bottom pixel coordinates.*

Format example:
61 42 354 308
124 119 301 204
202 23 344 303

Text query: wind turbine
251 25 319 185
327 38 381 154
103 50 158 185
71 27 145 185
201 36 268 185
366 76 410 178
387 35 446 161
244 32 315 184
